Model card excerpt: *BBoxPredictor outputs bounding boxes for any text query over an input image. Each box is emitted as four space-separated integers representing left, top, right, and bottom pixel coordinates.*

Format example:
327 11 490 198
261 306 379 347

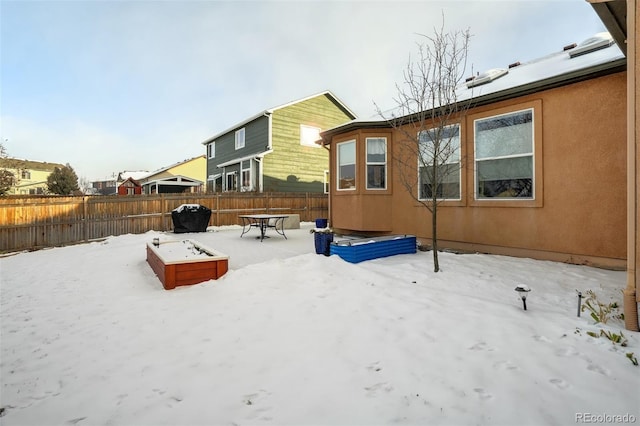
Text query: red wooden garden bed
146 239 229 290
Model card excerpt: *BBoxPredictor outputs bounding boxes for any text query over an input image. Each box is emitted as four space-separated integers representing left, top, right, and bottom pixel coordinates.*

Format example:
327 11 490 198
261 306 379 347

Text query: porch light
515 284 531 310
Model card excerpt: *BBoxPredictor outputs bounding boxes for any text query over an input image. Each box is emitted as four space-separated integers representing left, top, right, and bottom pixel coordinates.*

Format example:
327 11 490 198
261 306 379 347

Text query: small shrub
626 353 638 366
600 329 628 346
581 290 620 324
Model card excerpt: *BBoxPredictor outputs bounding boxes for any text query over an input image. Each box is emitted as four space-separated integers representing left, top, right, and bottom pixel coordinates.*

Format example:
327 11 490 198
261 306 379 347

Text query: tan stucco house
322 4 639 331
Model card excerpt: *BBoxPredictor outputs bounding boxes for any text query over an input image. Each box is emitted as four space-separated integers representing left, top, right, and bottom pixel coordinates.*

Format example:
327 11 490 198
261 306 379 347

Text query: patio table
239 214 289 242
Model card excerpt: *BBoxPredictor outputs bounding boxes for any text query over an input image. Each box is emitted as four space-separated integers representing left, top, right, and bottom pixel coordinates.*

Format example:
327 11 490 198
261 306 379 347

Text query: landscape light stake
514 285 531 311
576 290 582 317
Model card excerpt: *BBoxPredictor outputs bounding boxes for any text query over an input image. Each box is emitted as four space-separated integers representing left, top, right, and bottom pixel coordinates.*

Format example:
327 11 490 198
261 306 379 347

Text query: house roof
142 175 203 188
0 158 66 172
215 149 273 169
118 177 142 187
321 32 626 140
118 171 149 181
143 155 205 179
201 90 357 145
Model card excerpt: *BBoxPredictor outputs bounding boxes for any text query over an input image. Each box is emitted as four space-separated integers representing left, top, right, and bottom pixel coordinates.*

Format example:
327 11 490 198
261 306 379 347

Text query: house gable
264 93 357 193
203 91 356 193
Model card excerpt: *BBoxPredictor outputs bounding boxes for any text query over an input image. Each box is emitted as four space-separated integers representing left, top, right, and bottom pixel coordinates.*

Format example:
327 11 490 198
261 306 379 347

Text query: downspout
264 111 272 193
321 136 331 228
624 0 639 331
266 112 273 150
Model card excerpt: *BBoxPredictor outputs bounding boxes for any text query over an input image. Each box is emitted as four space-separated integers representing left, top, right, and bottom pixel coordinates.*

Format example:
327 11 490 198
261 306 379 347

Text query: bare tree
376 20 472 272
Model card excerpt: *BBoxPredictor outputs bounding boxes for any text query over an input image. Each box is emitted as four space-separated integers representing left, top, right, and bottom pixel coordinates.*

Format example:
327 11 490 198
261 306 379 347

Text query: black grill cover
171 204 211 233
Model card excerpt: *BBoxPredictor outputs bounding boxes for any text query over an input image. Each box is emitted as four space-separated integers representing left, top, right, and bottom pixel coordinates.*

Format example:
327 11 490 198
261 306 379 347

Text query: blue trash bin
314 232 334 255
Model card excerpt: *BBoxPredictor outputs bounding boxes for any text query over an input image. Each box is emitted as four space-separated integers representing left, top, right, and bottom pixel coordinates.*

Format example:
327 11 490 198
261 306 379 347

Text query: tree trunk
431 156 440 272
432 201 439 272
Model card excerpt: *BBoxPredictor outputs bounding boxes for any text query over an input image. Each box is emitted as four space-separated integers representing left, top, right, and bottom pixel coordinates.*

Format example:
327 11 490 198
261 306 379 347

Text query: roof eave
587 0 628 56
202 91 357 146
465 56 627 108
320 58 627 141
201 111 272 145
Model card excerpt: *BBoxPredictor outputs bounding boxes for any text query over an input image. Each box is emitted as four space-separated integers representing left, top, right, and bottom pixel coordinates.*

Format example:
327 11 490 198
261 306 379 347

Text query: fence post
216 194 220 226
83 196 88 242
161 194 166 232
266 192 271 214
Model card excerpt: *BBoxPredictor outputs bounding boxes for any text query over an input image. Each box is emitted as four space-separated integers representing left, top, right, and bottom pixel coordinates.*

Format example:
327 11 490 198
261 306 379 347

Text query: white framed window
418 124 461 200
207 142 216 159
337 140 356 190
235 128 245 150
241 160 252 191
323 170 330 194
226 172 237 192
366 137 387 190
474 109 533 199
300 124 321 147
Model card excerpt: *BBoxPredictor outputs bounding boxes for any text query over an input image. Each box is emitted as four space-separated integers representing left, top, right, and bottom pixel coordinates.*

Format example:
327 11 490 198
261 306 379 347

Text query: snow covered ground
1 223 638 426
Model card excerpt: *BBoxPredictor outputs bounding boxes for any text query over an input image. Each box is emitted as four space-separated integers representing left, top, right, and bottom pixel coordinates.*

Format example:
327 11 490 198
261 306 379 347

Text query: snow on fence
0 193 328 252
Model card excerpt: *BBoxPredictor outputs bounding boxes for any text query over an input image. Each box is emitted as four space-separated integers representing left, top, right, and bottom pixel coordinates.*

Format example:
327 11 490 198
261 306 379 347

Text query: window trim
323 169 330 194
417 124 461 201
336 139 356 191
226 171 238 192
208 142 216 159
235 128 245 150
241 160 252 192
365 137 387 190
474 108 534 201
468 100 543 208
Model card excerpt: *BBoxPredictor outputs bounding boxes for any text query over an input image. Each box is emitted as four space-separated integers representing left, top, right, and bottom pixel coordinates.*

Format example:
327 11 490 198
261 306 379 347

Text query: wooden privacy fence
0 192 328 253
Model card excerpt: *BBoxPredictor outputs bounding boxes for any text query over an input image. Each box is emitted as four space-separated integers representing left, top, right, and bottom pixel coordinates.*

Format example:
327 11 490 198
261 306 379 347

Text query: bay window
337 140 356 190
366 137 387 190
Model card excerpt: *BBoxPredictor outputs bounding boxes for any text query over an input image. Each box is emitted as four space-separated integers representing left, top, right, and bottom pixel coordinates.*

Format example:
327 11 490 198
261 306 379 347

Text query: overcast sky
1 0 607 181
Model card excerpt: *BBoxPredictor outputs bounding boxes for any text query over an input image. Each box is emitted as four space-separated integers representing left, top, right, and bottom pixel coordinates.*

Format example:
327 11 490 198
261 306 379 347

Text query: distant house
92 178 118 195
202 91 357 193
320 32 627 270
117 177 143 195
0 158 66 195
139 155 206 194
92 171 147 196
117 171 149 185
